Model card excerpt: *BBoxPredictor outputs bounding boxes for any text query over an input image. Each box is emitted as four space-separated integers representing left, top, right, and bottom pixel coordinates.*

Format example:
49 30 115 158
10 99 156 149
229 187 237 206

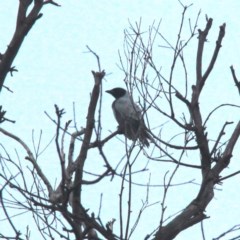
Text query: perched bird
106 87 150 147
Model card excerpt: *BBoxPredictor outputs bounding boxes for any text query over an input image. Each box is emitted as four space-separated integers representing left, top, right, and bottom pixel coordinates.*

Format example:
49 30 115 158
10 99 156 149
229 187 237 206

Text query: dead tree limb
0 0 60 92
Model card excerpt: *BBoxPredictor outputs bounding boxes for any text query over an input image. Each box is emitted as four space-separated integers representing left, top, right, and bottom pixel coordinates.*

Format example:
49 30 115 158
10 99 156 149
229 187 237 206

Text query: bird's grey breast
113 95 141 121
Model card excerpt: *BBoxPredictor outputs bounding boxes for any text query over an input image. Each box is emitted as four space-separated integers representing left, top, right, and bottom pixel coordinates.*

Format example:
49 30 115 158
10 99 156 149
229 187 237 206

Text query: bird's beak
105 90 111 94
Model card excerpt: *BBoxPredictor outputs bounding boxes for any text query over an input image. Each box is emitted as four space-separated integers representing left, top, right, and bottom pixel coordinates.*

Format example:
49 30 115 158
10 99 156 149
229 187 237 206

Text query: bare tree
117 5 240 239
1 2 240 240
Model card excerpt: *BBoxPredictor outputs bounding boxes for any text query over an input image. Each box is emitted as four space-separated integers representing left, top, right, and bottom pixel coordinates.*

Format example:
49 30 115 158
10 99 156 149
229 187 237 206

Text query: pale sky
1 1 240 239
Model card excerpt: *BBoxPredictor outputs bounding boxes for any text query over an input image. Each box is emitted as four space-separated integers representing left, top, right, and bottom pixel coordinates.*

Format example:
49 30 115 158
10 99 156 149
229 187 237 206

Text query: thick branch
155 170 215 240
194 20 225 99
155 121 240 240
196 18 212 89
190 100 211 173
72 71 105 225
202 23 225 85
0 1 45 91
189 19 227 174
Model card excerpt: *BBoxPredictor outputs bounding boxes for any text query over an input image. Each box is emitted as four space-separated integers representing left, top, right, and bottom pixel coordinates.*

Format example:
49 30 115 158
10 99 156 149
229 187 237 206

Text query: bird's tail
138 126 151 147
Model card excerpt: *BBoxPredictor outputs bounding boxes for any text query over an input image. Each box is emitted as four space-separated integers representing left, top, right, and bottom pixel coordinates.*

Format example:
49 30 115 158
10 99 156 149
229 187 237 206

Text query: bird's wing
112 96 142 140
113 96 150 146
113 96 141 120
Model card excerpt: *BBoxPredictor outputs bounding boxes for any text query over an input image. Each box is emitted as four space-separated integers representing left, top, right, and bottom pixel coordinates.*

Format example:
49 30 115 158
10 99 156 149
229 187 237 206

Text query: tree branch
196 18 212 91
0 0 60 92
213 121 240 175
71 70 105 232
0 127 53 196
230 65 240 95
202 23 225 85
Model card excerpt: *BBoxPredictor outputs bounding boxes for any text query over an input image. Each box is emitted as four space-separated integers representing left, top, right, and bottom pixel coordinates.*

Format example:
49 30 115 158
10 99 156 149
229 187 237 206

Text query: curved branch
150 131 198 150
0 127 53 195
203 103 240 127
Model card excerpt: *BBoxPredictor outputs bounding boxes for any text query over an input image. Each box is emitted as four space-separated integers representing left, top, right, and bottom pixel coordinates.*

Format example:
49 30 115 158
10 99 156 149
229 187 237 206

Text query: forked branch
0 0 60 92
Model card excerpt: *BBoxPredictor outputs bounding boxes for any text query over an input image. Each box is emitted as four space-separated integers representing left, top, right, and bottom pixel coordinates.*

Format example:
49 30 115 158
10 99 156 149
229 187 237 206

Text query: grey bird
106 87 150 147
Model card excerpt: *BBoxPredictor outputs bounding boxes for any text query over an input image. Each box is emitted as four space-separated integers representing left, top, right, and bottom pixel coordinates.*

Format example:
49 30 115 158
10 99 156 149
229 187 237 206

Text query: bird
106 87 150 147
